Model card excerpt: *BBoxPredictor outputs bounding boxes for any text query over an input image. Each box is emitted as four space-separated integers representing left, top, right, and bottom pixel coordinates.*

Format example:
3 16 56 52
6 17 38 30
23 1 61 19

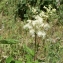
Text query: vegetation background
0 0 63 63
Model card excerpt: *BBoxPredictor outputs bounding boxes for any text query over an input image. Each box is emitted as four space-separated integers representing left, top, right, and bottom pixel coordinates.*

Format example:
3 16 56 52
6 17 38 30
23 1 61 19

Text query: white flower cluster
44 5 56 15
31 7 38 14
32 7 37 13
23 14 50 38
39 11 48 18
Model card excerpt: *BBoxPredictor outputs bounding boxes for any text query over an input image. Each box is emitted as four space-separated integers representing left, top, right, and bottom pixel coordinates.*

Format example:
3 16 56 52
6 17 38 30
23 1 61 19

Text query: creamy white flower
37 31 46 38
40 11 48 18
41 31 46 38
49 5 52 9
35 20 41 25
32 7 37 13
35 16 43 25
27 20 32 23
37 31 43 37
39 11 45 16
32 19 43 27
47 9 50 13
29 29 35 37
28 26 32 29
44 23 50 30
32 20 37 26
23 23 32 29
40 23 44 27
2 55 8 58
35 15 43 22
52 9 56 12
29 29 35 35
23 24 28 29
38 19 43 24
44 23 50 28
32 34 35 37
36 25 39 29
43 6 47 9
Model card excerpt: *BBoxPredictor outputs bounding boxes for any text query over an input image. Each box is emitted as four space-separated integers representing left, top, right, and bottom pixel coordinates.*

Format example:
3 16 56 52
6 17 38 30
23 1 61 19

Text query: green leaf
34 60 39 63
25 54 32 61
15 60 22 63
23 45 34 56
22 0 26 4
24 14 28 18
0 36 3 40
6 56 14 63
26 60 32 63
0 39 18 44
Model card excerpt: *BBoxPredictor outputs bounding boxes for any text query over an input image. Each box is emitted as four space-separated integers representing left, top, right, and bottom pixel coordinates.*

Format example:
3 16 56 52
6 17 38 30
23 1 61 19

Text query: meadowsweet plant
23 6 50 60
23 5 57 61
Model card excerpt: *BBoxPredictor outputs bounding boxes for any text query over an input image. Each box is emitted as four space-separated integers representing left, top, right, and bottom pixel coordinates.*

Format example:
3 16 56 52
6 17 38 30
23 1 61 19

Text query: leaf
24 14 28 18
22 0 26 4
6 56 14 63
26 60 32 63
0 36 3 40
34 60 39 63
25 54 32 61
23 45 34 56
10 61 15 63
15 60 22 63
0 39 18 44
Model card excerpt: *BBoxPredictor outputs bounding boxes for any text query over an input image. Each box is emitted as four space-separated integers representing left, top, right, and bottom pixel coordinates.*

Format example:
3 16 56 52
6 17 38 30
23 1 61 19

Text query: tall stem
35 33 37 51
34 33 37 61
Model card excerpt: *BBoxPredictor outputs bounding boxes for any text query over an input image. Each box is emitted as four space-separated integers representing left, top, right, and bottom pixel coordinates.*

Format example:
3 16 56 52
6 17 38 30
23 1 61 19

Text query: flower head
27 20 32 23
32 20 37 26
35 15 43 22
39 11 48 18
37 31 43 37
23 23 32 29
37 31 46 38
44 23 50 30
23 8 50 38
52 9 56 12
32 7 37 13
29 29 35 35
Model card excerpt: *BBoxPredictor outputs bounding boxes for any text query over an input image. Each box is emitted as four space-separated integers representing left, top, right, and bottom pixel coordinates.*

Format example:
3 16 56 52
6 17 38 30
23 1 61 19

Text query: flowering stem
43 39 46 58
34 33 37 61
35 33 37 51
